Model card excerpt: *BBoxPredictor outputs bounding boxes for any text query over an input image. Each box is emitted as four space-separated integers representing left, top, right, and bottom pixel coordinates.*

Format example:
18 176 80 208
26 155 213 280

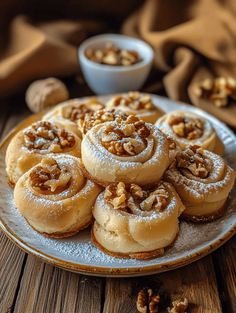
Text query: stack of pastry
6 93 235 260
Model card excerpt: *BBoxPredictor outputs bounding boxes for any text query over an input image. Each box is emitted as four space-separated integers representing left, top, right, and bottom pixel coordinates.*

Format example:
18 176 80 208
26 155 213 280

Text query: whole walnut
26 77 69 113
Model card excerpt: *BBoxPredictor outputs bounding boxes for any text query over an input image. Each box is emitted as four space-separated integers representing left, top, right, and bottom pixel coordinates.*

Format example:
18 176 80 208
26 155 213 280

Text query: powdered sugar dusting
0 95 235 274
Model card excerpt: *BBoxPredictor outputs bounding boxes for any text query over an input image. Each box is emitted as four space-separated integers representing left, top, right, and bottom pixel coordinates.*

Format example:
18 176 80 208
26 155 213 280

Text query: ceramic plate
0 95 235 277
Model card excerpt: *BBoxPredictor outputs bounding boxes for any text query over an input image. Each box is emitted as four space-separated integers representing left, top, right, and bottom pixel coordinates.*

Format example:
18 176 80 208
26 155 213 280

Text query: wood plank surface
213 237 236 313
103 256 223 313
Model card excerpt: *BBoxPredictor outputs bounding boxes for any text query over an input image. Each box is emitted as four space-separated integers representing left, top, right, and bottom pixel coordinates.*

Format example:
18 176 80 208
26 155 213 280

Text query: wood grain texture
13 255 105 313
103 256 223 313
0 233 26 313
213 237 236 313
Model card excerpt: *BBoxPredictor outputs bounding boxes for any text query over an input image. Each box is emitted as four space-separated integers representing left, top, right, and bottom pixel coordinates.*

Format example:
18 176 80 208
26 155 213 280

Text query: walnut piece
24 121 75 152
136 288 160 313
193 77 236 107
102 115 150 156
79 109 128 135
64 100 104 122
85 43 142 66
176 145 212 178
107 92 155 111
26 78 69 113
30 158 71 193
168 115 204 140
168 298 188 313
104 182 169 213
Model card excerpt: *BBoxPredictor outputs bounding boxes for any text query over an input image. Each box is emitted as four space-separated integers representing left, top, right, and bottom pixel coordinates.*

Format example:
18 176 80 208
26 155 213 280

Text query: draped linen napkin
1 0 236 126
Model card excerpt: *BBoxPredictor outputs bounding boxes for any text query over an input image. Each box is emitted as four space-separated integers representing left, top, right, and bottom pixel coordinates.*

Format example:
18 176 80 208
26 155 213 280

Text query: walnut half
136 288 160 313
30 158 71 193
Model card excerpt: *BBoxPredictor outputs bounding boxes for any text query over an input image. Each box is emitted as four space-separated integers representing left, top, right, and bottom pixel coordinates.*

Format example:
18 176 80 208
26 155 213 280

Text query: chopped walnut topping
140 185 169 212
176 145 212 178
85 43 142 66
168 298 188 313
64 100 104 122
79 109 128 135
137 288 160 313
102 115 150 156
193 77 236 107
107 92 155 111
168 115 204 140
24 121 75 152
30 158 71 193
104 182 169 213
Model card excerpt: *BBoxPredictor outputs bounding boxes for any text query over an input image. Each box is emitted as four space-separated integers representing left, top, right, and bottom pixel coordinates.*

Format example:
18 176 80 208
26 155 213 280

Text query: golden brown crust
91 229 165 260
182 202 227 223
26 217 93 238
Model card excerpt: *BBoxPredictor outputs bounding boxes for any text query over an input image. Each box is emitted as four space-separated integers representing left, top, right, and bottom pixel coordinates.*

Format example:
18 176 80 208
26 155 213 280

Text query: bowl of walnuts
78 34 154 94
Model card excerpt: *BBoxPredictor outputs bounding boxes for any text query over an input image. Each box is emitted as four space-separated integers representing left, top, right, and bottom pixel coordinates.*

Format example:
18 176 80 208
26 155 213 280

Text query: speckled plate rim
0 95 235 277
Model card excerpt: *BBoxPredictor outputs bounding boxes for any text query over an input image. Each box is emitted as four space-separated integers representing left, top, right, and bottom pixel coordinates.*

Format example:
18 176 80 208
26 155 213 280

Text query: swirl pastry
81 115 170 186
106 92 163 123
14 155 101 237
92 181 185 259
43 98 104 136
156 110 224 154
164 145 235 222
6 121 81 185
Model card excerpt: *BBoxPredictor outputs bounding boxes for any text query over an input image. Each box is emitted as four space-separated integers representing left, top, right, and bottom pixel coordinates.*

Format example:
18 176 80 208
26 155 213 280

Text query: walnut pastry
92 181 184 259
106 92 164 123
81 115 170 186
5 121 81 185
14 155 101 237
156 110 224 154
43 98 104 137
164 145 235 222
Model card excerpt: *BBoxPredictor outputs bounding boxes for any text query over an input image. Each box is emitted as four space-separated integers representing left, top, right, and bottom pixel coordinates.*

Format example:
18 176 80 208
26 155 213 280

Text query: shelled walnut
168 298 188 313
193 77 236 107
168 115 204 140
176 145 212 178
26 78 69 113
30 158 71 192
85 43 142 66
24 121 75 152
136 288 160 313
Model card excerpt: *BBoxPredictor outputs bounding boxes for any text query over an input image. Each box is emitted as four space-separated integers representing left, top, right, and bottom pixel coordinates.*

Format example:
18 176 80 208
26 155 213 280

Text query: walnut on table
26 77 69 113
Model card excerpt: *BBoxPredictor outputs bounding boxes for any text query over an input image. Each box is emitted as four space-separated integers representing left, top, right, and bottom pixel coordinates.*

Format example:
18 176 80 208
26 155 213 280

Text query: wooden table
0 91 235 313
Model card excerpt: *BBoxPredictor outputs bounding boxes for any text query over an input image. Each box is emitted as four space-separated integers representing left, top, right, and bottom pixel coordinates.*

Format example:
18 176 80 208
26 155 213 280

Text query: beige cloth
1 0 236 126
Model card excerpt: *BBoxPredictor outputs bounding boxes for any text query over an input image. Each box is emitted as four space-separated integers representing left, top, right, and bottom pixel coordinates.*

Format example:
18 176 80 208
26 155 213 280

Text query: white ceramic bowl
78 34 154 94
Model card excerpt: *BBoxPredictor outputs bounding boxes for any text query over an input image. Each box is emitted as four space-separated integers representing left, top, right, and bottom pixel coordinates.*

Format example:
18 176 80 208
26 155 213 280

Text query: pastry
92 181 185 259
164 145 235 222
156 110 224 154
43 98 104 137
106 91 163 123
6 121 81 185
81 115 170 186
14 155 101 237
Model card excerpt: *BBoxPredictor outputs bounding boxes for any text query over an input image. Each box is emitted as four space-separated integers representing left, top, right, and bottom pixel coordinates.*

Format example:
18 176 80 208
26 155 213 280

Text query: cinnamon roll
43 98 104 137
106 92 163 123
164 145 235 222
92 181 185 259
156 110 224 154
14 155 101 237
81 115 170 186
6 121 81 185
